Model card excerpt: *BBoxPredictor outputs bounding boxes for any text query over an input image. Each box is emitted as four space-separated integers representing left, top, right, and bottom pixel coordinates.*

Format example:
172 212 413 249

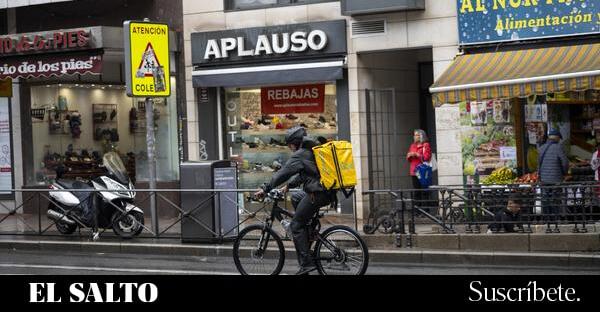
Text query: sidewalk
0 235 600 269
1 235 599 268
1 213 599 262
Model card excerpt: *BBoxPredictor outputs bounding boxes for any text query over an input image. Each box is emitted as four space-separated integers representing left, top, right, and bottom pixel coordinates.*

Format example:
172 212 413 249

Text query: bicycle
232 189 369 275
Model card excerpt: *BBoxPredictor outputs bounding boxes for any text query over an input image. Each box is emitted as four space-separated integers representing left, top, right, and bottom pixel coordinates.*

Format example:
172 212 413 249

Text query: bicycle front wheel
314 225 369 275
233 224 285 275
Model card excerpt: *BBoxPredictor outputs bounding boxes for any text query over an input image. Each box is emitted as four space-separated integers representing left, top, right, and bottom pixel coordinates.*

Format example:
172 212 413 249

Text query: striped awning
430 43 600 106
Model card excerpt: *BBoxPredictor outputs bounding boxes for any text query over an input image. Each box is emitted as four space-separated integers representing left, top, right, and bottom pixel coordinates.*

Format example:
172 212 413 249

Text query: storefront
190 20 351 211
431 1 600 186
0 26 180 191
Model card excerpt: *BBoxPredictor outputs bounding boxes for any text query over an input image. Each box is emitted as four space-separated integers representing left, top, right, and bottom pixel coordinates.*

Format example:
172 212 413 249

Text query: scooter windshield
103 152 130 184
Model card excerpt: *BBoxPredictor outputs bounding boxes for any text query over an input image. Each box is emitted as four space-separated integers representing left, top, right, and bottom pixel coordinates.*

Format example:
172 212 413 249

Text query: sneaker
294 264 317 275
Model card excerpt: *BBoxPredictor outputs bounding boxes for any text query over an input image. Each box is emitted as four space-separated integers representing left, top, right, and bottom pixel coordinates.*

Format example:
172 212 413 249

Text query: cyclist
254 126 334 275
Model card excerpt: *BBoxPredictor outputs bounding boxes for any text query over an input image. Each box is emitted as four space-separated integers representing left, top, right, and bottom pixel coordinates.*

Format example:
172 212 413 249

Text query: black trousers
289 191 331 267
411 176 428 212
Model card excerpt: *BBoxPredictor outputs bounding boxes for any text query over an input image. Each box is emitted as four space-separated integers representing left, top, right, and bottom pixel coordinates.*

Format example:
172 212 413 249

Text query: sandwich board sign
124 20 170 97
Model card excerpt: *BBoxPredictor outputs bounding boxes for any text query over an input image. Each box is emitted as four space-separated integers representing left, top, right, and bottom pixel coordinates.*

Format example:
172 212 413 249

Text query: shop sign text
204 30 328 60
0 54 102 80
0 30 90 56
261 84 325 114
458 0 599 45
191 20 347 66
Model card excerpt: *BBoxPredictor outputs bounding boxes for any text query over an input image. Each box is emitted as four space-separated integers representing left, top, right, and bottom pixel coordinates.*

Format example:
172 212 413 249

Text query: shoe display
271 160 282 171
269 138 286 146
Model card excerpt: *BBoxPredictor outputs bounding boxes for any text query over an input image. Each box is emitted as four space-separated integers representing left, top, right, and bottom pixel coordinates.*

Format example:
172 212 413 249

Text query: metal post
146 97 158 237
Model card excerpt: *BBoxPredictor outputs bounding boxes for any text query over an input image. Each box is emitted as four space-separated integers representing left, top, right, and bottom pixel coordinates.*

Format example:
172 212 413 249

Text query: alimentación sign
458 0 599 45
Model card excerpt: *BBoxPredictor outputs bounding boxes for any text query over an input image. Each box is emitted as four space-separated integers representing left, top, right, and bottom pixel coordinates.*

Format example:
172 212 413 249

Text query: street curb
1 239 599 268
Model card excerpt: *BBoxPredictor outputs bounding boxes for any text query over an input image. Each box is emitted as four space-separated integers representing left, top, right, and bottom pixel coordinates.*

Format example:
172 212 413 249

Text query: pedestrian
406 129 432 214
537 128 569 233
590 133 600 205
487 196 524 233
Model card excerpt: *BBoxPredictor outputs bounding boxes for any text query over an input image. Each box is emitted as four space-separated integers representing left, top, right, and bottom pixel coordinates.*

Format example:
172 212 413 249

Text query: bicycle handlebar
246 189 286 203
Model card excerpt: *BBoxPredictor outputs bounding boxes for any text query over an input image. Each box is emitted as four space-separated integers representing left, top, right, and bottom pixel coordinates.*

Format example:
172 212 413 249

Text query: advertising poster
461 100 516 178
261 84 325 114
0 101 12 194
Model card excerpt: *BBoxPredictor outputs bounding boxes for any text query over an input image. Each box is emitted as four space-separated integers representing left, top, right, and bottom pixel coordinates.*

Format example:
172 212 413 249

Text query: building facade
431 1 599 190
182 0 459 219
0 0 185 215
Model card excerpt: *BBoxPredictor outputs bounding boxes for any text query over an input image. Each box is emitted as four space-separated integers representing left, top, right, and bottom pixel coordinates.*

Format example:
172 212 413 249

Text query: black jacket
488 208 522 233
261 137 326 194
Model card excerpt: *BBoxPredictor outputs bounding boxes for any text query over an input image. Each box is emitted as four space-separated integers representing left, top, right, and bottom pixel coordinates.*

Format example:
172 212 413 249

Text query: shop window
225 0 337 11
224 83 338 189
30 81 179 185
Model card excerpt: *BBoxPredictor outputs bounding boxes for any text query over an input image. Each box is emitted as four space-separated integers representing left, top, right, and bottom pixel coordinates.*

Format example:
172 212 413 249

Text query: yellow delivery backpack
312 140 357 197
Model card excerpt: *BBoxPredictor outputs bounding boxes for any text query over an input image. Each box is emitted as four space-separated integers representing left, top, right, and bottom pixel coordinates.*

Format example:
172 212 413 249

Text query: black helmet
285 126 306 146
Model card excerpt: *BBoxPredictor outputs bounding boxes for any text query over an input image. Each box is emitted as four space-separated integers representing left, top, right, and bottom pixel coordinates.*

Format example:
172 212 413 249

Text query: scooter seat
56 179 92 190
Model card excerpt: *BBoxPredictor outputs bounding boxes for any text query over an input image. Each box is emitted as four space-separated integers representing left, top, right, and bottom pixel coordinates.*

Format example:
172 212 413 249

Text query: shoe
294 264 317 275
270 138 286 146
286 114 298 120
110 109 117 120
318 116 326 123
308 114 318 119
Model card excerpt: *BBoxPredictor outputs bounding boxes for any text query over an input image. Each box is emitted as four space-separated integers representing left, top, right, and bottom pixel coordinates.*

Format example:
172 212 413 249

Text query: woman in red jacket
406 129 432 211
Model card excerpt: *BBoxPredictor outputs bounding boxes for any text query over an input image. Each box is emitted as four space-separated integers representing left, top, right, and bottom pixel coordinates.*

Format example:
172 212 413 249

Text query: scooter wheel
112 211 144 239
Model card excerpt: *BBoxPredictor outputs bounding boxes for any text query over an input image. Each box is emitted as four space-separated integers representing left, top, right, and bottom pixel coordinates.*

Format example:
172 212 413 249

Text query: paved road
1 249 600 275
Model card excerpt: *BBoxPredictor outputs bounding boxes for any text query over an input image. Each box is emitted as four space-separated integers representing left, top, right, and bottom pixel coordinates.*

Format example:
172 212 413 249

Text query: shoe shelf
241 128 338 136
242 147 289 153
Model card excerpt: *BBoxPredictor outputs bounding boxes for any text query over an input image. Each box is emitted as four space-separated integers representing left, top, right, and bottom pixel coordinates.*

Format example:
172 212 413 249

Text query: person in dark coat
487 197 524 233
254 126 333 275
537 128 569 232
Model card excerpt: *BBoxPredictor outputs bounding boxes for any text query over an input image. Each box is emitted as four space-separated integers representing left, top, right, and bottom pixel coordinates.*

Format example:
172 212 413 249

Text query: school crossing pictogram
136 43 162 78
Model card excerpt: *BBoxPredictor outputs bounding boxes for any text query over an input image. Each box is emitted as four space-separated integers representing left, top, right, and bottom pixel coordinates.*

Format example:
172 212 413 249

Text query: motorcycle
47 152 145 239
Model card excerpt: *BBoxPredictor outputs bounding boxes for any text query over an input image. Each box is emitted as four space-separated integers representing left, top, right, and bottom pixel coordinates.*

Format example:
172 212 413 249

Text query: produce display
515 172 538 184
481 167 516 185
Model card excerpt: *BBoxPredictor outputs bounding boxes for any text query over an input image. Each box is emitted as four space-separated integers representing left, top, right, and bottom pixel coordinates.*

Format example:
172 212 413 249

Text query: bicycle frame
257 197 341 264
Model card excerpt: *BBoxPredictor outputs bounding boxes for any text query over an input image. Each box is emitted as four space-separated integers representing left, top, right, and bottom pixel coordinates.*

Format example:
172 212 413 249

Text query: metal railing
0 188 356 241
362 182 600 235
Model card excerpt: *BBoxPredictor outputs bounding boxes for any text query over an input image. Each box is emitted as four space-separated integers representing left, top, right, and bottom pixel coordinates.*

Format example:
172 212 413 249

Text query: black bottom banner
0 275 598 307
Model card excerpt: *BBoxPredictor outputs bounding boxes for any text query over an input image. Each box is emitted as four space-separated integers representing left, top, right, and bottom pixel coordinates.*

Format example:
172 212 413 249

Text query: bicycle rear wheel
233 224 285 275
314 225 369 275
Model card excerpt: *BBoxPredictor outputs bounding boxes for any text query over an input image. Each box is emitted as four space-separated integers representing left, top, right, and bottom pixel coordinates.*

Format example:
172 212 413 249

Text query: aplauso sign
124 21 170 97
458 0 599 45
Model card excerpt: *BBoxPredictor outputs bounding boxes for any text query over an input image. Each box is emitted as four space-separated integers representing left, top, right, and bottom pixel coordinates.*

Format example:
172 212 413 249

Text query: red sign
0 30 90 56
261 84 325 114
0 53 102 79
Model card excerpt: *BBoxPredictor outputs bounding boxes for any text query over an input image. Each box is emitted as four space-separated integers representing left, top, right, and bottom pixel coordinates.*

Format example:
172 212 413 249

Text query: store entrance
223 83 339 190
359 48 435 211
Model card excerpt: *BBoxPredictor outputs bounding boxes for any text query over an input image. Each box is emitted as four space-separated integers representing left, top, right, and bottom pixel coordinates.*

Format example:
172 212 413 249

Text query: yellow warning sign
124 21 170 97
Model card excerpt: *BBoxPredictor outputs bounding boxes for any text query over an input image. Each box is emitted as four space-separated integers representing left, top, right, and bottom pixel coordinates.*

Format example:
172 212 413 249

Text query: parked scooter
47 152 145 239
